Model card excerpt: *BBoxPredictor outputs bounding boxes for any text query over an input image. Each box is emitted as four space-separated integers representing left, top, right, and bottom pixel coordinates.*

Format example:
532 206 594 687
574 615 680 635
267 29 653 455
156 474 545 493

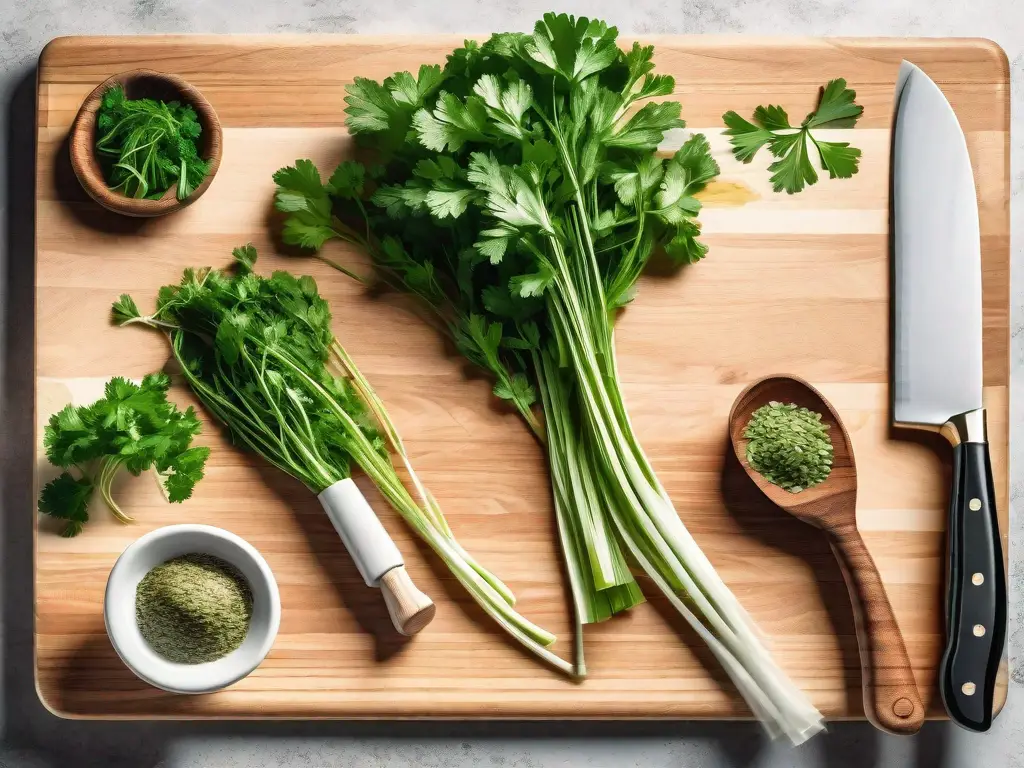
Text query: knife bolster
941 408 988 447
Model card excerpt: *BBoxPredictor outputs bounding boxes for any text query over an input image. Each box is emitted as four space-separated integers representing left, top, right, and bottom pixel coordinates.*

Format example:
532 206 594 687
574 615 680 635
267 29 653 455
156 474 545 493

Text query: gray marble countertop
1 1 1020 766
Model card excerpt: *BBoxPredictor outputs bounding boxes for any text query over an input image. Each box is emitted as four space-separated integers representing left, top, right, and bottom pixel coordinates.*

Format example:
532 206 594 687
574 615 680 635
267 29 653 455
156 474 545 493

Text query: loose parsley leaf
233 243 258 273
722 111 774 163
812 136 862 180
723 78 863 194
753 104 792 131
273 160 339 249
326 161 365 200
493 372 536 405
803 78 863 129
112 294 142 324
768 132 818 195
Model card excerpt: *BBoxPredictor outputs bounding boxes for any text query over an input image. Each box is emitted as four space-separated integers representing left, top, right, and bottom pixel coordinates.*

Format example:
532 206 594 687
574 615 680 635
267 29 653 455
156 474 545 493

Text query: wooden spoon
728 375 924 735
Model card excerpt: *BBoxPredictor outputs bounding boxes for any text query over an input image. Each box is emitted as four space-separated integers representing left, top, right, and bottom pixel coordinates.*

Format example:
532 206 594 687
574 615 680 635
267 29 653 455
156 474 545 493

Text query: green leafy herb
38 373 210 536
95 84 211 201
116 246 572 676
723 78 863 194
744 402 834 492
270 13 822 743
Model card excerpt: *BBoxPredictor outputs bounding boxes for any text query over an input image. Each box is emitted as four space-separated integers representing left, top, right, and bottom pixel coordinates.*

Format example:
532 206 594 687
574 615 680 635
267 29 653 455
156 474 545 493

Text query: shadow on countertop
2 65 965 768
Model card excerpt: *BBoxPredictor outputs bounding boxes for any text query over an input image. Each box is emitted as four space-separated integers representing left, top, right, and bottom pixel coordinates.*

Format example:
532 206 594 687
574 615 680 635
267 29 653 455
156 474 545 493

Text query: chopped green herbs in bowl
96 84 211 201
69 69 222 217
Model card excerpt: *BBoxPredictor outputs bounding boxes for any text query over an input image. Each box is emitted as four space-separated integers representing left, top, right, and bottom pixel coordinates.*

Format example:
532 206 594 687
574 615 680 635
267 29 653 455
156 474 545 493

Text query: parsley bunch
96 85 210 200
271 13 822 741
116 246 570 675
39 373 210 537
722 79 863 194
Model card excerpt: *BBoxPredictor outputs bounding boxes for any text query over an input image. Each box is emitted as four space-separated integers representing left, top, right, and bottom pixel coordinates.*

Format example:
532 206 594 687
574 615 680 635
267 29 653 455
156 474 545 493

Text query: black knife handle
939 438 1006 732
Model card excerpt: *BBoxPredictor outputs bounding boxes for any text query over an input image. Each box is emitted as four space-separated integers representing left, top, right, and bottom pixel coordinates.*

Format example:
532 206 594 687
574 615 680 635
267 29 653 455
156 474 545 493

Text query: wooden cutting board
34 35 1009 720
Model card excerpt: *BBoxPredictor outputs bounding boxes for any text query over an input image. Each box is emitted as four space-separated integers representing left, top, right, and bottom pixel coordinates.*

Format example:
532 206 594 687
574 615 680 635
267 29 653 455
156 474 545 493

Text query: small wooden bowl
69 69 222 217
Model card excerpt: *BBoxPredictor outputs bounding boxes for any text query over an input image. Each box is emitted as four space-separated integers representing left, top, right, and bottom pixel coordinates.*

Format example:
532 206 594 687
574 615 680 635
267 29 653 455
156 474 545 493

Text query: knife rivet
969 498 982 511
973 624 986 637
972 573 985 585
962 682 976 696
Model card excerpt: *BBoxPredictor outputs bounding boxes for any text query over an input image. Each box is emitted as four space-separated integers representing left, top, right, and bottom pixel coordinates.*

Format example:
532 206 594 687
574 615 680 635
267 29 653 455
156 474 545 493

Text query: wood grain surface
34 35 1010 720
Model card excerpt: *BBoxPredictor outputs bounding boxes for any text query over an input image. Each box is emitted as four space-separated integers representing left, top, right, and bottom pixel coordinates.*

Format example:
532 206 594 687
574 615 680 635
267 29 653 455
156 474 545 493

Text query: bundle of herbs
272 13 822 741
114 246 570 674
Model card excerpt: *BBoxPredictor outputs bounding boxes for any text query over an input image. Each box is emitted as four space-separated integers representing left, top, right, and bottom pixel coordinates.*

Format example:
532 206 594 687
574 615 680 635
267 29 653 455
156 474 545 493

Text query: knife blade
892 60 1006 732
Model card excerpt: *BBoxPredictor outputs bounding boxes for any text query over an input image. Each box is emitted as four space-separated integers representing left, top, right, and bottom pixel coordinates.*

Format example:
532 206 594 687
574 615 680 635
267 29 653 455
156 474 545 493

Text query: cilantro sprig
722 78 863 194
39 373 209 536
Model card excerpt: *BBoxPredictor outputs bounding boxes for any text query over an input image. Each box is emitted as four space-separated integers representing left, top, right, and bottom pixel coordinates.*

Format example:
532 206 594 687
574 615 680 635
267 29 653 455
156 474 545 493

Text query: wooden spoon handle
829 526 924 734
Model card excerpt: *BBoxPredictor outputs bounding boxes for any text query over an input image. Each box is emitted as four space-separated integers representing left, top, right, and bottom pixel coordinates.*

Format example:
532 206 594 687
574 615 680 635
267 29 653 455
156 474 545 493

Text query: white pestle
317 478 435 635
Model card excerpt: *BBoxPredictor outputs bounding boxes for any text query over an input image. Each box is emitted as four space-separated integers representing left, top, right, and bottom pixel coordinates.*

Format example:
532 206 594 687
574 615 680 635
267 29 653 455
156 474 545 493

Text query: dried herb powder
136 553 253 664
744 401 833 493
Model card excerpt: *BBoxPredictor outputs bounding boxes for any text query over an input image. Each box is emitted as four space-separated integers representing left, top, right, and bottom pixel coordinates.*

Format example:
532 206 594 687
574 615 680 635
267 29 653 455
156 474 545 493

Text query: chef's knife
892 60 1006 732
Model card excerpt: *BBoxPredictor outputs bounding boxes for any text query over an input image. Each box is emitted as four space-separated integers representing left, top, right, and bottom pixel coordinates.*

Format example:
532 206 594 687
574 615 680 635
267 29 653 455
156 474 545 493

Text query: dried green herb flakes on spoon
744 401 833 493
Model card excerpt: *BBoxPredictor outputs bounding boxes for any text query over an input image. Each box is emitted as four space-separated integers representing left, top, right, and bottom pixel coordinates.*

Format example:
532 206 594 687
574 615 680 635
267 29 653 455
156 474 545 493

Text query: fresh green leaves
508 12 621 85
232 243 258 272
111 294 142 324
414 92 490 152
264 17 830 726
723 78 863 194
473 75 534 141
345 65 448 154
273 159 338 249
804 78 864 129
721 112 773 163
162 446 210 502
607 101 684 151
117 247 368 494
95 84 210 201
271 14 714 636
271 12 715 449
38 473 94 538
38 373 209 536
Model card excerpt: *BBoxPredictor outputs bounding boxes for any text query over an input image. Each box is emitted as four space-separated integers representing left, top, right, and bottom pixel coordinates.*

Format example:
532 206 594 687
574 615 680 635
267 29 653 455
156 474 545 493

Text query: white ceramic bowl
104 524 281 694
